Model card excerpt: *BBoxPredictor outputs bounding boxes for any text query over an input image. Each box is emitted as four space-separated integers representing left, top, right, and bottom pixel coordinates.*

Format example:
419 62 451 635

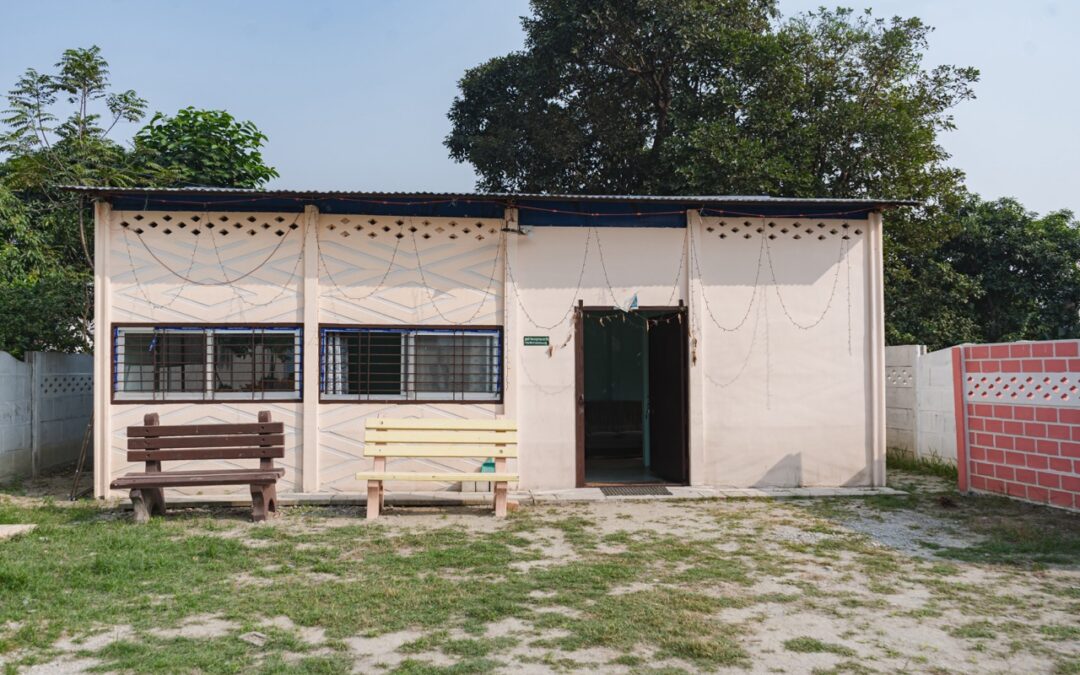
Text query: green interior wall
582 311 650 467
583 313 644 402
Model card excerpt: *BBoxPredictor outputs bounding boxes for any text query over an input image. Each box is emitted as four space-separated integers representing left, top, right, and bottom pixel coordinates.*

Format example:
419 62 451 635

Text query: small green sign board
523 335 549 347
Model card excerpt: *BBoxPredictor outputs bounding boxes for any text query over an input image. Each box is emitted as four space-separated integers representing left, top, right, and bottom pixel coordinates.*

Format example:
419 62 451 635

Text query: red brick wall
957 340 1080 511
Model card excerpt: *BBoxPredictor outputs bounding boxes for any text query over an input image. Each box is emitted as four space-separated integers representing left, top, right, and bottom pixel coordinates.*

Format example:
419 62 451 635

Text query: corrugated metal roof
62 185 916 208
62 186 914 226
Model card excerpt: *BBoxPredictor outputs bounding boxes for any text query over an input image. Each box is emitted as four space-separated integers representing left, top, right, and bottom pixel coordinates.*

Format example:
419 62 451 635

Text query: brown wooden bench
111 411 285 523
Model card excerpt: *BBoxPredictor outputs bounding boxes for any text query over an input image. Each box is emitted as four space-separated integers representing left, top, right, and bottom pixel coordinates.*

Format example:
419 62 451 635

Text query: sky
0 1 1075 215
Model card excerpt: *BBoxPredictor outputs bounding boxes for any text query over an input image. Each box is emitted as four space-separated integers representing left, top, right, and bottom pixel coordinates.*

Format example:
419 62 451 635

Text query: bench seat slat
355 472 518 482
364 430 516 444
363 445 516 458
366 419 516 431
126 447 285 462
111 468 284 488
129 434 285 450
128 423 283 437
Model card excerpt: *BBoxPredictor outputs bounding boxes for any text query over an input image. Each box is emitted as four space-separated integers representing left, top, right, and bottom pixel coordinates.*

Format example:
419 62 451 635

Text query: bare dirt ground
2 468 1079 674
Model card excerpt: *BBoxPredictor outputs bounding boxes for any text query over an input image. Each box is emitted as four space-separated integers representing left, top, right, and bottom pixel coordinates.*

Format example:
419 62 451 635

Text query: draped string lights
685 212 855 406
120 211 305 312
316 218 405 303
118 198 862 404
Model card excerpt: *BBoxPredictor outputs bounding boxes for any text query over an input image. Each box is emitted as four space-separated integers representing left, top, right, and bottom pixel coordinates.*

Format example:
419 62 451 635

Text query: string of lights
316 218 405 303
203 209 307 310
408 220 505 326
503 228 593 331
129 212 301 286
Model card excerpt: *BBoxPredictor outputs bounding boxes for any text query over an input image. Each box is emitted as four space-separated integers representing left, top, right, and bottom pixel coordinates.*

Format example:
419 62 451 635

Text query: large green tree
446 1 1001 347
0 46 278 357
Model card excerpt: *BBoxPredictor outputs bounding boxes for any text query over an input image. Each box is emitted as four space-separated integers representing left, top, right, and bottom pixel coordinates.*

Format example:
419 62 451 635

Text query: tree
134 107 278 188
446 1 990 347
447 2 975 200
0 46 278 357
943 199 1080 345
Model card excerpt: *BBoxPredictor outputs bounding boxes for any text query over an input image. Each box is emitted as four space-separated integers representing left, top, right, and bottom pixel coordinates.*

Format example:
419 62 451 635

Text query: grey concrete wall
0 351 92 483
884 344 957 464
0 352 33 482
885 345 922 454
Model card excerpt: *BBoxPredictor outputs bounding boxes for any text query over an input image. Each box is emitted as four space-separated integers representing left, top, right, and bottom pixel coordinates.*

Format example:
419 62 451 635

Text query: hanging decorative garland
317 218 405 303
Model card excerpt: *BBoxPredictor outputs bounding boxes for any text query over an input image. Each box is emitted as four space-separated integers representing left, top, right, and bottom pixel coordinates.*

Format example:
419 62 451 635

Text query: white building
77 187 907 499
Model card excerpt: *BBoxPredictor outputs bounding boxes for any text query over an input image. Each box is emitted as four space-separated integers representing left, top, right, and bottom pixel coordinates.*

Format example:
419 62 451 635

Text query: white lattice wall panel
109 402 301 497
317 214 504 325
109 211 304 323
319 403 513 493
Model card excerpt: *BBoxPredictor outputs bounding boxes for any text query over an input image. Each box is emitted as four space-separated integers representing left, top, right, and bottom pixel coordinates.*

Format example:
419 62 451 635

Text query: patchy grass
886 447 959 483
782 636 855 656
933 498 1080 566
2 467 1079 673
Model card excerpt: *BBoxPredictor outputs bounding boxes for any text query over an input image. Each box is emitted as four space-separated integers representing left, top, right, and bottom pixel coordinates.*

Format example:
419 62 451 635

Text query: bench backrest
127 411 285 463
364 418 517 458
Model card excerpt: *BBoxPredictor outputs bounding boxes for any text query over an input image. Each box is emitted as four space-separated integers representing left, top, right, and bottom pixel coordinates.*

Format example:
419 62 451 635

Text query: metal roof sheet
62 186 915 226
61 185 916 208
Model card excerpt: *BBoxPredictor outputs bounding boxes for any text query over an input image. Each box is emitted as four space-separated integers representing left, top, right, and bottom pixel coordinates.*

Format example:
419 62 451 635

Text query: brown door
574 305 586 487
647 311 689 483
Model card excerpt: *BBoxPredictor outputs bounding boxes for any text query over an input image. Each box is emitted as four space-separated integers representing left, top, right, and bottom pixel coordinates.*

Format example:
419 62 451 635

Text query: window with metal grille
320 327 502 402
113 326 302 401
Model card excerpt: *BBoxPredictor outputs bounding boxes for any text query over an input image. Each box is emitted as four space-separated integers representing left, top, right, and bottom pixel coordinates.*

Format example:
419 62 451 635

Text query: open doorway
575 307 689 485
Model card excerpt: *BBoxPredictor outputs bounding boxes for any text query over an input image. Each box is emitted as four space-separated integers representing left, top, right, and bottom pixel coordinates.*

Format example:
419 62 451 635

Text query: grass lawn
1 468 1079 674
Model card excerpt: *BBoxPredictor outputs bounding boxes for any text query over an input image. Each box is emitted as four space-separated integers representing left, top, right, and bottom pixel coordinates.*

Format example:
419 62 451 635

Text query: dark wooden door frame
574 303 689 487
574 301 586 487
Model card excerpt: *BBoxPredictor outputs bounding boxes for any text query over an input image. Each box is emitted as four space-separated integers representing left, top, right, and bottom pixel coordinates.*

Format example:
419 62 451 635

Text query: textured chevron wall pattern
106 210 506 496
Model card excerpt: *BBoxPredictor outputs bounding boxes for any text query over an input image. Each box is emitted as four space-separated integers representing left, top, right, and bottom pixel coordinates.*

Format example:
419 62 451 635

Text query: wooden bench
356 418 517 519
111 411 286 523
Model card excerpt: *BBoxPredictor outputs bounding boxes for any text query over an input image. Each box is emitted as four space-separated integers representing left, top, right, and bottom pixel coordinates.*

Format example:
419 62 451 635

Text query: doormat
599 486 672 496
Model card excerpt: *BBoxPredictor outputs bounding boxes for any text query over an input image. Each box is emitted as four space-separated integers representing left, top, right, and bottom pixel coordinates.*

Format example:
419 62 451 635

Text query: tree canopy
0 46 277 357
447 0 1080 350
134 107 278 188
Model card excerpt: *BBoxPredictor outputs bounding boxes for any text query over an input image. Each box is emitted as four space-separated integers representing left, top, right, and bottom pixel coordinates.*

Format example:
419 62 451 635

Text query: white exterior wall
314 212 506 495
916 347 957 463
509 225 690 489
690 216 877 487
94 204 885 497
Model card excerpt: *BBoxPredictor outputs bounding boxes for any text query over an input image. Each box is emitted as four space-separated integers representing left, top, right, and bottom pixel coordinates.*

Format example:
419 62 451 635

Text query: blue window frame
320 326 503 402
113 326 302 402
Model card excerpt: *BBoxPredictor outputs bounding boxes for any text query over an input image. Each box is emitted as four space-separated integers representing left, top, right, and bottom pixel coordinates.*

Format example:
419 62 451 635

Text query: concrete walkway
163 486 904 509
526 485 905 503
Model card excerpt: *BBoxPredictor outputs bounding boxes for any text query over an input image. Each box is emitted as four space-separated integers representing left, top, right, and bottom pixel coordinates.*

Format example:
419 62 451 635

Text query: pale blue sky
1 1 1075 214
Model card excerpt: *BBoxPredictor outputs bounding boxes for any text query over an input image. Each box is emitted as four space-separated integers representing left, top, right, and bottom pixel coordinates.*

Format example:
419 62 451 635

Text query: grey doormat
599 486 672 496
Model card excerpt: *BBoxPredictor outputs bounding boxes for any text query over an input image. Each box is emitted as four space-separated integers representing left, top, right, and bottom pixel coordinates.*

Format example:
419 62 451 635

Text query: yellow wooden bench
356 418 518 519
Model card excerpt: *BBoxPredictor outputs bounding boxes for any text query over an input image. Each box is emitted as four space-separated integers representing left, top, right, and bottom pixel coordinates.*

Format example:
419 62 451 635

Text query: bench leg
494 481 508 518
130 489 151 524
147 488 166 518
366 480 382 520
250 484 278 522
